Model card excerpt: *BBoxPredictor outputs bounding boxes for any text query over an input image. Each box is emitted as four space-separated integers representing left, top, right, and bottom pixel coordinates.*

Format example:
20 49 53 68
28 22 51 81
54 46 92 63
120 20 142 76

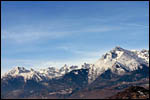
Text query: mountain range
1 46 149 99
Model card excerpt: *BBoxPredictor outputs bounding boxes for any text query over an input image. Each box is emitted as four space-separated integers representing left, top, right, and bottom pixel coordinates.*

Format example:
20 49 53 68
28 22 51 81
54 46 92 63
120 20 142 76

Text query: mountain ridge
2 46 149 83
1 46 149 99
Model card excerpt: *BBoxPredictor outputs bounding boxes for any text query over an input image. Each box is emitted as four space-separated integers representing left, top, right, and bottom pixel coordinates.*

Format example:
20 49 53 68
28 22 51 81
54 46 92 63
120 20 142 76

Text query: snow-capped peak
2 66 43 82
59 64 69 74
38 67 61 79
131 49 149 64
88 46 149 83
113 46 125 51
59 64 79 74
2 64 80 82
4 66 30 76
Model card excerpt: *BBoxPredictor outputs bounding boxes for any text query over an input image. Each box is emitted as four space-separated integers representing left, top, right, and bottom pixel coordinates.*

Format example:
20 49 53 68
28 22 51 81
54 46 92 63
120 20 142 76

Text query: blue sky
1 1 149 75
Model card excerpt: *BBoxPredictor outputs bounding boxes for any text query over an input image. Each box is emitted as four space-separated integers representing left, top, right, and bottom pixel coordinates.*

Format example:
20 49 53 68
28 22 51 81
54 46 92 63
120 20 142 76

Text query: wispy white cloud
57 45 106 58
2 30 71 44
120 23 149 28
3 12 139 45
2 19 126 44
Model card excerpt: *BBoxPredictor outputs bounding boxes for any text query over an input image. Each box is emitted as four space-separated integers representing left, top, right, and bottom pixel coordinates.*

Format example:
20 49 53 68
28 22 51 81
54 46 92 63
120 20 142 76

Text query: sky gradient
1 1 149 75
